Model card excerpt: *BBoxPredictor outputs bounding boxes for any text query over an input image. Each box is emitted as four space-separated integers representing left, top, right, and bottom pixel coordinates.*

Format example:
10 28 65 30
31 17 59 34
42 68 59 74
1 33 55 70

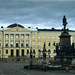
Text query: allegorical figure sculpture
64 43 68 55
56 43 60 56
63 15 68 30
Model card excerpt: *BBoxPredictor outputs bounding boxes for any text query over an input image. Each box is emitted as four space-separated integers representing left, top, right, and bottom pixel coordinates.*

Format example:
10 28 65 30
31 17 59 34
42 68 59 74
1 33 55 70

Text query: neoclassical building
0 23 75 62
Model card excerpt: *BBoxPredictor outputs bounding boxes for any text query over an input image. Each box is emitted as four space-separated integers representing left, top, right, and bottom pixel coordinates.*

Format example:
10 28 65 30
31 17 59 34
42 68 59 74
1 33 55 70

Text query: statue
68 45 72 56
63 15 68 30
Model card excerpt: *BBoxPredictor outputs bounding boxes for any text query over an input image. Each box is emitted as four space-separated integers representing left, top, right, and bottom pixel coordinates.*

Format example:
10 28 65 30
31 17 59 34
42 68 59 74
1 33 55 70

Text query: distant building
0 23 75 62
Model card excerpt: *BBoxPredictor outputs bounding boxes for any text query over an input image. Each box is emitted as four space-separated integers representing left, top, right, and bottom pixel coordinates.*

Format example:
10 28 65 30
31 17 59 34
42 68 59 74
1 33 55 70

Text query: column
29 34 31 47
24 34 26 47
19 34 21 47
14 34 15 47
9 34 10 47
4 33 5 47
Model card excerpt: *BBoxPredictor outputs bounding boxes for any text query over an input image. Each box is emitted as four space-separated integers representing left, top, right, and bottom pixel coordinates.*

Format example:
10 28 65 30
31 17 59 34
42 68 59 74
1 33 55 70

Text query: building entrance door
16 49 19 57
22 49 24 56
11 49 14 57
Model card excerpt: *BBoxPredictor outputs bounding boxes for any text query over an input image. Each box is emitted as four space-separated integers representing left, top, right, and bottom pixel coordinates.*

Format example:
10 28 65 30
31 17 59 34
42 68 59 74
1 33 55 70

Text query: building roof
7 23 24 28
38 28 75 32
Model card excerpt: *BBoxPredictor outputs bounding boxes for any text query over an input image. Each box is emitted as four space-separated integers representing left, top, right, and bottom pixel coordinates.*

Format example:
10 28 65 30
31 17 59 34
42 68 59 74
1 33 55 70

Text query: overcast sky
0 0 75 30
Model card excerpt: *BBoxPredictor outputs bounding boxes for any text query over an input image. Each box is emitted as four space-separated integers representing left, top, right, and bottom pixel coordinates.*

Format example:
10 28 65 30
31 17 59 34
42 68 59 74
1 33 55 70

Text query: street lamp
42 44 47 71
29 47 33 69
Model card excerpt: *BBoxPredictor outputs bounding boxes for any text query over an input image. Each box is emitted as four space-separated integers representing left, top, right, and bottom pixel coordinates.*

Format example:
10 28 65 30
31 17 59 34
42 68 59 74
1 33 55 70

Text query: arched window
27 49 29 55
6 50 8 54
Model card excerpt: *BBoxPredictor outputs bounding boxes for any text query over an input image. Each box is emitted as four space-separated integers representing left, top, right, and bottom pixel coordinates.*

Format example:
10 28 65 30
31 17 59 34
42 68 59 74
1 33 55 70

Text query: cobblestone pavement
0 62 75 75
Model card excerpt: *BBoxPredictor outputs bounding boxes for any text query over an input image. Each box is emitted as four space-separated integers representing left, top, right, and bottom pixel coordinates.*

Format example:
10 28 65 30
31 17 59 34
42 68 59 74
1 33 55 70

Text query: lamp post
38 49 41 58
30 47 33 69
42 44 47 71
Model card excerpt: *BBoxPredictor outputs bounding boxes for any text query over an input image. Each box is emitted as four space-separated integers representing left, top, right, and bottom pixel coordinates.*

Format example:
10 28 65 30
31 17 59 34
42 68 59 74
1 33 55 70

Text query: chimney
36 27 38 29
1 26 3 28
52 28 54 30
28 27 31 28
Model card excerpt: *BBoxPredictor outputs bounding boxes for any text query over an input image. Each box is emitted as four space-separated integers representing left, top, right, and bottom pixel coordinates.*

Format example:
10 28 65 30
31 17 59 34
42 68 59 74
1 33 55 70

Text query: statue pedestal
54 31 73 64
59 31 71 51
54 56 75 65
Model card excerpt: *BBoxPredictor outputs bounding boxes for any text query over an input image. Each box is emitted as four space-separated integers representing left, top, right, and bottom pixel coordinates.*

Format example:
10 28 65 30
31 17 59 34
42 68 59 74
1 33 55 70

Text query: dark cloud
0 0 75 29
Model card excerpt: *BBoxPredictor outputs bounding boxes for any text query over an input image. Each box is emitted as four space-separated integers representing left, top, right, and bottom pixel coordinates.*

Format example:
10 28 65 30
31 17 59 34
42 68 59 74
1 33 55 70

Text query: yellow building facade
0 23 75 62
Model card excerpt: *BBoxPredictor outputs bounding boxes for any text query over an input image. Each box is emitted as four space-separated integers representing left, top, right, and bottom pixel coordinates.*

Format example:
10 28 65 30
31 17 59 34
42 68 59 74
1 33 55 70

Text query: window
11 42 13 46
48 36 50 39
6 35 8 38
6 50 8 54
21 35 23 39
26 42 28 46
21 43 23 47
16 43 18 47
38 41 41 46
0 50 1 54
53 36 56 39
38 36 41 39
33 41 35 46
26 35 28 39
6 42 8 47
43 36 46 39
16 35 18 38
33 35 35 39
11 35 13 38
43 42 46 46
48 42 51 46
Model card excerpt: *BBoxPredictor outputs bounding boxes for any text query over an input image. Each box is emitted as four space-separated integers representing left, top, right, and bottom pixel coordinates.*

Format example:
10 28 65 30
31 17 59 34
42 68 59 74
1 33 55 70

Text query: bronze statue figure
63 15 68 30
